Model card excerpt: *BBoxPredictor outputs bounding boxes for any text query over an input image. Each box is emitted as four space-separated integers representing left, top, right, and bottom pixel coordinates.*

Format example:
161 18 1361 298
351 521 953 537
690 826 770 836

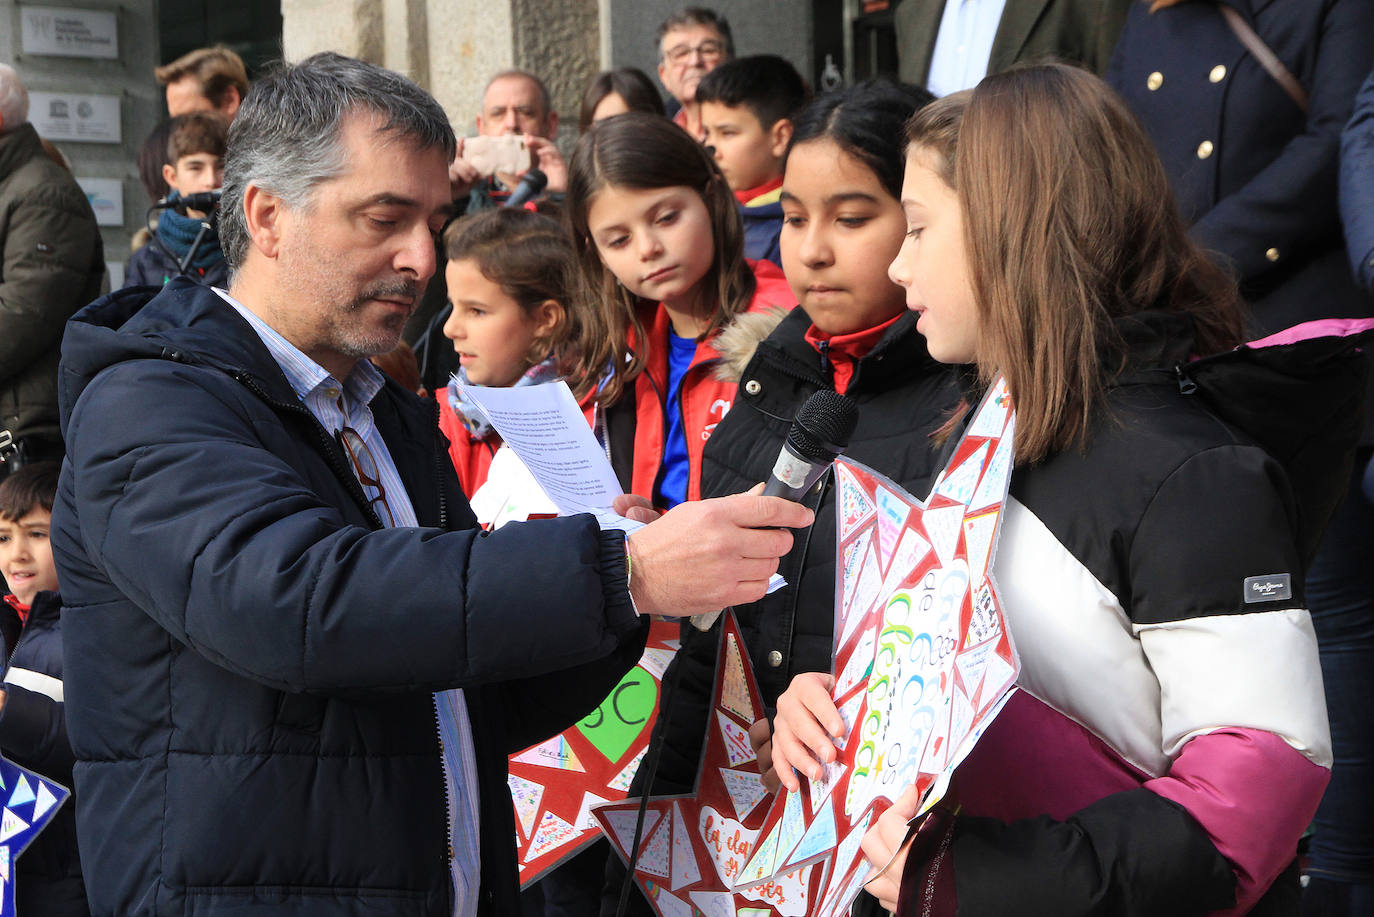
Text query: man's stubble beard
281 235 421 364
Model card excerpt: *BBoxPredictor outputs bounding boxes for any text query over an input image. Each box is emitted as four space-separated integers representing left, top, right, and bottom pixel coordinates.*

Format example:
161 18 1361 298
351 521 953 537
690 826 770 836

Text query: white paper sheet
457 381 622 515
458 379 784 590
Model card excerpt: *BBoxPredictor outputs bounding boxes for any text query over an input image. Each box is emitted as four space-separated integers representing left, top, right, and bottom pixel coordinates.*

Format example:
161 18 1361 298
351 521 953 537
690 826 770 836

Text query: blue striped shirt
214 288 483 916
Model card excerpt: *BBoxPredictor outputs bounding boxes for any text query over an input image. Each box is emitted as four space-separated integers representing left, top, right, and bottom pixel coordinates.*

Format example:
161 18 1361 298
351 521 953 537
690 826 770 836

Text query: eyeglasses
663 39 725 64
338 425 396 527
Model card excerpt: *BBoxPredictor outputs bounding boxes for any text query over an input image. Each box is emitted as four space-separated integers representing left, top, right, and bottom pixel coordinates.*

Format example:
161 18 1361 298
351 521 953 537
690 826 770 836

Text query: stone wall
283 0 600 149
280 0 816 149
2 0 163 283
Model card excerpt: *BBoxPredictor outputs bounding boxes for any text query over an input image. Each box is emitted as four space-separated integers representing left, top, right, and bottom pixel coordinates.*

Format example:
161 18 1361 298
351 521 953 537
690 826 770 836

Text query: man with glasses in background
656 6 734 139
50 52 809 917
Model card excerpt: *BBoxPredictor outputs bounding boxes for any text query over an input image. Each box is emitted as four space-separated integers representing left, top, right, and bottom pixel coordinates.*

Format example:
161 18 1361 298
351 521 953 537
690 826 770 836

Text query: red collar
3 592 30 626
734 175 784 206
803 314 903 394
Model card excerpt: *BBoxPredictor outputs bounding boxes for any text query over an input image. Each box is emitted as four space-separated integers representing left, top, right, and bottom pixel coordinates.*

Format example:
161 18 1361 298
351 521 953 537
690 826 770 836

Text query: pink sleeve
1145 728 1329 914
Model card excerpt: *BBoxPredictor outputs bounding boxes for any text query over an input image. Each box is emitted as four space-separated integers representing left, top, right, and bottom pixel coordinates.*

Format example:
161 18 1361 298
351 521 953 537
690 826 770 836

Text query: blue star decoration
0 754 70 916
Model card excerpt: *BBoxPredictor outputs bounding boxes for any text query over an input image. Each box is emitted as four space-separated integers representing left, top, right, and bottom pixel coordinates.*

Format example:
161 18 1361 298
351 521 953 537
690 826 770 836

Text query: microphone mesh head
787 390 859 462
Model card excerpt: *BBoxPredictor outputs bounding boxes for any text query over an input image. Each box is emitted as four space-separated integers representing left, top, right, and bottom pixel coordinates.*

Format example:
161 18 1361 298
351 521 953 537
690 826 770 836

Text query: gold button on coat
1209 65 1227 83
1197 140 1214 159
1265 247 1281 262
1147 71 1164 91
767 650 783 667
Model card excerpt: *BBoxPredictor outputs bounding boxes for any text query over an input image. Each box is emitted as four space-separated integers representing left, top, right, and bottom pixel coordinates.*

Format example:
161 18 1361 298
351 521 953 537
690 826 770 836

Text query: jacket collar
62 278 456 530
1111 309 1201 385
632 298 726 391
988 0 1052 75
760 305 939 393
61 278 305 431
2 592 29 626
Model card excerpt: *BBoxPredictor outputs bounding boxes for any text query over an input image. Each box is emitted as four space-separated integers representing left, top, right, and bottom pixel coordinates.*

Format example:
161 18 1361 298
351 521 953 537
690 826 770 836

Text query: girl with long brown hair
565 111 794 508
772 64 1332 915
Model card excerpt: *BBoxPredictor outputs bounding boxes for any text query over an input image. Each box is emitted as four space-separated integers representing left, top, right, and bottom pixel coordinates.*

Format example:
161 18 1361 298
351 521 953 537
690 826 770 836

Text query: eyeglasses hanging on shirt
337 425 397 528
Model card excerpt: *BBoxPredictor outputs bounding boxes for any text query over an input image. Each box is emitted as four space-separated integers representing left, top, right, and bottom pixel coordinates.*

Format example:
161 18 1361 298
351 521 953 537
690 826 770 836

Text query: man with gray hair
0 63 104 480
655 7 734 139
52 52 808 916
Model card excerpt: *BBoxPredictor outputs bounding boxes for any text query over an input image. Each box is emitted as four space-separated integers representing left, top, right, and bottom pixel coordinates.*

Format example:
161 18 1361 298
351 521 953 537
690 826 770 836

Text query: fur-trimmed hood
712 307 790 383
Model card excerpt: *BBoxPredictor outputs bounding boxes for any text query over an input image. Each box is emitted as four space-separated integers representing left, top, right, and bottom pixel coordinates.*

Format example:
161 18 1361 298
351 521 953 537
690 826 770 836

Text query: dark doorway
158 0 283 85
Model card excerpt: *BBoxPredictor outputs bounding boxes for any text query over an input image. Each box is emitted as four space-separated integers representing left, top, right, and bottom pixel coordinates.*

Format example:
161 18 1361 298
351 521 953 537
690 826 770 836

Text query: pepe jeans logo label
1244 574 1292 604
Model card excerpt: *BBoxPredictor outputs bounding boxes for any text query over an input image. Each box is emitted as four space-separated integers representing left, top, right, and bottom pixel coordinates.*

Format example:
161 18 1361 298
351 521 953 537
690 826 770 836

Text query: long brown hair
443 208 596 400
905 64 1243 463
565 112 756 406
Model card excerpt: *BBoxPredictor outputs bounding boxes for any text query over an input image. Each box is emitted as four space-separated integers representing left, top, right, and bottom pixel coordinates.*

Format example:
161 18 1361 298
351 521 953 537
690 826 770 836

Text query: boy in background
125 111 228 288
0 462 87 916
696 54 809 266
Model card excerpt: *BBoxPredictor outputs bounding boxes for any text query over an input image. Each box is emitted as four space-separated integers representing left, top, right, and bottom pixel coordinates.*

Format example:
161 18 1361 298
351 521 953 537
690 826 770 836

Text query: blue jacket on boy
738 180 784 267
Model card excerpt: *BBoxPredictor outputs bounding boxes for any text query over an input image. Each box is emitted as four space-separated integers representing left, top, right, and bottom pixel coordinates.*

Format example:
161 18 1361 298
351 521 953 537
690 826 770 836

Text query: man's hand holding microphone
619 390 859 622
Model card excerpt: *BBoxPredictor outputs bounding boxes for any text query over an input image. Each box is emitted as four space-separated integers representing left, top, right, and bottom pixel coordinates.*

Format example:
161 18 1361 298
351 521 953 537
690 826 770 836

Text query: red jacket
437 396 497 500
625 259 794 504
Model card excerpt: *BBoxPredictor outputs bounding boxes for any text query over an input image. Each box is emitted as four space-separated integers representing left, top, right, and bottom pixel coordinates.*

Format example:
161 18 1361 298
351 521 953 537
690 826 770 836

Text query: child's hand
861 784 921 912
748 717 780 793
613 493 660 524
771 671 842 792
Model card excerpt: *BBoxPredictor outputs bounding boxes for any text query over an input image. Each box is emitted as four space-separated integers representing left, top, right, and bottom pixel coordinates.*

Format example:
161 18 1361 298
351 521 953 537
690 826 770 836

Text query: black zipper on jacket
6 610 36 674
815 339 833 386
232 371 385 530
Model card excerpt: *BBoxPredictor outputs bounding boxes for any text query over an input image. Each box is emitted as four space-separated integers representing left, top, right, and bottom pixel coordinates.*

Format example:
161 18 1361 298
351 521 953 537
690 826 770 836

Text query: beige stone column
384 0 432 86
510 0 600 139
282 0 383 64
424 0 514 135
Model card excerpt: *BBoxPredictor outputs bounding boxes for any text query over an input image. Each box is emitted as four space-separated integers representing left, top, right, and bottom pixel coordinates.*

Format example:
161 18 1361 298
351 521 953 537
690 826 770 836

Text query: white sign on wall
77 177 124 227
105 261 125 290
20 5 118 59
28 92 121 144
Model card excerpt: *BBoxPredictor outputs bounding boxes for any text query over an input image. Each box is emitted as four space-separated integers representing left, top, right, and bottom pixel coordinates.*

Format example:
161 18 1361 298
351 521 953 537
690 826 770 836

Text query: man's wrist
624 531 642 616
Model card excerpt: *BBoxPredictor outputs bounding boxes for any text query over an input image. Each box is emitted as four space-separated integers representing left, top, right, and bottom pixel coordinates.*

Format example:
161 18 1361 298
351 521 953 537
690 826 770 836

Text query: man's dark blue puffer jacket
51 278 646 916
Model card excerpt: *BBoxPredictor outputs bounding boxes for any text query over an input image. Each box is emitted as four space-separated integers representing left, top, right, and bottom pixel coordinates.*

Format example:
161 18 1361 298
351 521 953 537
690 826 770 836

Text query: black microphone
762 389 860 500
153 189 222 212
689 390 858 632
502 168 547 208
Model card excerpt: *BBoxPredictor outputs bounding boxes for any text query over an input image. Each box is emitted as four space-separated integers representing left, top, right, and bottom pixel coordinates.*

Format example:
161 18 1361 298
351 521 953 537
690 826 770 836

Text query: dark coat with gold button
1343 67 1374 294
1107 0 1374 335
